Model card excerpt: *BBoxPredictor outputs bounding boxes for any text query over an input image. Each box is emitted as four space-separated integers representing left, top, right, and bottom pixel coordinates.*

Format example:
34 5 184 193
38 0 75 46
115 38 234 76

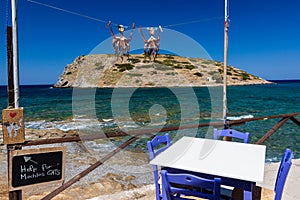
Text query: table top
150 136 266 183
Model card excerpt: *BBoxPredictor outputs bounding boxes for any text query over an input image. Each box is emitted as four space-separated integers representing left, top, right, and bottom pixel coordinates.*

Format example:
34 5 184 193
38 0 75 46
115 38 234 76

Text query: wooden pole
256 117 290 145
23 121 229 146
41 136 139 200
290 116 300 127
228 112 300 126
9 0 22 199
21 112 300 147
223 0 229 126
223 0 231 141
7 145 22 200
6 26 15 107
11 0 20 108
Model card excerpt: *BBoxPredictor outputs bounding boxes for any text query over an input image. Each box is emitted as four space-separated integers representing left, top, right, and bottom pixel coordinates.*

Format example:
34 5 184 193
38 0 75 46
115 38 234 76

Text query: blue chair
161 169 221 200
147 133 171 200
213 128 250 143
273 148 293 200
232 148 294 200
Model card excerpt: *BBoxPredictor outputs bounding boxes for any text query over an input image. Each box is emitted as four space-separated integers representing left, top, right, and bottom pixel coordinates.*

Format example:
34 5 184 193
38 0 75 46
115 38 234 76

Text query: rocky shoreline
0 127 155 200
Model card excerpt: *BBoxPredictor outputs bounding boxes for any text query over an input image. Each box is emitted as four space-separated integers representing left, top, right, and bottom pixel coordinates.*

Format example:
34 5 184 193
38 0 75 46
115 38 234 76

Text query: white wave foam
121 124 138 128
102 118 113 122
265 156 280 163
84 141 116 152
25 118 117 132
25 120 56 129
227 114 254 121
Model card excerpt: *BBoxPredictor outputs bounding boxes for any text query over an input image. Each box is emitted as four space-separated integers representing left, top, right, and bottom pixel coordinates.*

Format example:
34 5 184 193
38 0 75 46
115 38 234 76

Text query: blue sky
0 0 299 85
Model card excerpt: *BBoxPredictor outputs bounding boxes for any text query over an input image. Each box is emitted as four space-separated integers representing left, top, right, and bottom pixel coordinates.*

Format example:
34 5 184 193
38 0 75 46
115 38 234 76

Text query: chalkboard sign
9 147 66 190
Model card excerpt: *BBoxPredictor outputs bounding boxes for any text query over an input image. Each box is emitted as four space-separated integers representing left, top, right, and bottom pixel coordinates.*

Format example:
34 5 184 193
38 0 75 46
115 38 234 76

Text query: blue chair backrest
213 128 250 143
161 170 221 200
147 133 171 159
147 133 171 200
274 148 293 200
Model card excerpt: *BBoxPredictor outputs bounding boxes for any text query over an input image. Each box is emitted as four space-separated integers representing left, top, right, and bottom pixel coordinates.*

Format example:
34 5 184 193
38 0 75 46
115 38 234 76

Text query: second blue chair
232 148 294 200
271 148 293 200
147 133 171 200
161 169 221 200
214 128 250 143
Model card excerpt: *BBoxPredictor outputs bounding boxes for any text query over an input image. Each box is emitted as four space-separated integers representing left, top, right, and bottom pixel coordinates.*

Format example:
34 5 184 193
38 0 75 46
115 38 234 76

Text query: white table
150 136 266 200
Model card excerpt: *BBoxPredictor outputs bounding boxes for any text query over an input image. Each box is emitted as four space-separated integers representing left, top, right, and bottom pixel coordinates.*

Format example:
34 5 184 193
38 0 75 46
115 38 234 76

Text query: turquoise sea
0 80 300 161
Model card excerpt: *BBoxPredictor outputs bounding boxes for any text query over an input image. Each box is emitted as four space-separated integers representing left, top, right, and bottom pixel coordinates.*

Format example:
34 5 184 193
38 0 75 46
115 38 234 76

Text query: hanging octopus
107 21 135 62
138 26 162 61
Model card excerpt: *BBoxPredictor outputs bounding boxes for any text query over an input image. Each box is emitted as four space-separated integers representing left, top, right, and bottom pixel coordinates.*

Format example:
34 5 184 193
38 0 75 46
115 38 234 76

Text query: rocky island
54 54 272 88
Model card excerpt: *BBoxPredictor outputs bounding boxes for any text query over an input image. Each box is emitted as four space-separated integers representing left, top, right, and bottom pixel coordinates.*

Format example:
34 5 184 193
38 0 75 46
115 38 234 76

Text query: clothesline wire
27 0 222 29
163 16 223 28
27 0 117 26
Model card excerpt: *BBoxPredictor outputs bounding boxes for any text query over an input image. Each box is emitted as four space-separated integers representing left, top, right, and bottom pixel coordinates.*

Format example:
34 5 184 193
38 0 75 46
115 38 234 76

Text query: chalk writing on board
19 163 61 180
10 148 65 189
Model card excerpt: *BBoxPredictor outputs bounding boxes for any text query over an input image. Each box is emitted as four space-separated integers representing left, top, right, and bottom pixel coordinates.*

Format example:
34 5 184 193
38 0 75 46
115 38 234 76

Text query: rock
0 183 8 200
124 175 136 182
54 54 272 88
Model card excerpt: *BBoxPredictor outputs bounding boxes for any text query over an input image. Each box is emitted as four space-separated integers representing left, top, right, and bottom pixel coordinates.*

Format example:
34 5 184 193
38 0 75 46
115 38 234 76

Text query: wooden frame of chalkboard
9 146 66 191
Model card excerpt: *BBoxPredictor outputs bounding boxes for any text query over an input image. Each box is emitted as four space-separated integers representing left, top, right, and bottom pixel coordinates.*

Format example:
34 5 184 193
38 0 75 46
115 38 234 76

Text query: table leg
161 182 166 200
244 190 252 200
243 183 253 200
